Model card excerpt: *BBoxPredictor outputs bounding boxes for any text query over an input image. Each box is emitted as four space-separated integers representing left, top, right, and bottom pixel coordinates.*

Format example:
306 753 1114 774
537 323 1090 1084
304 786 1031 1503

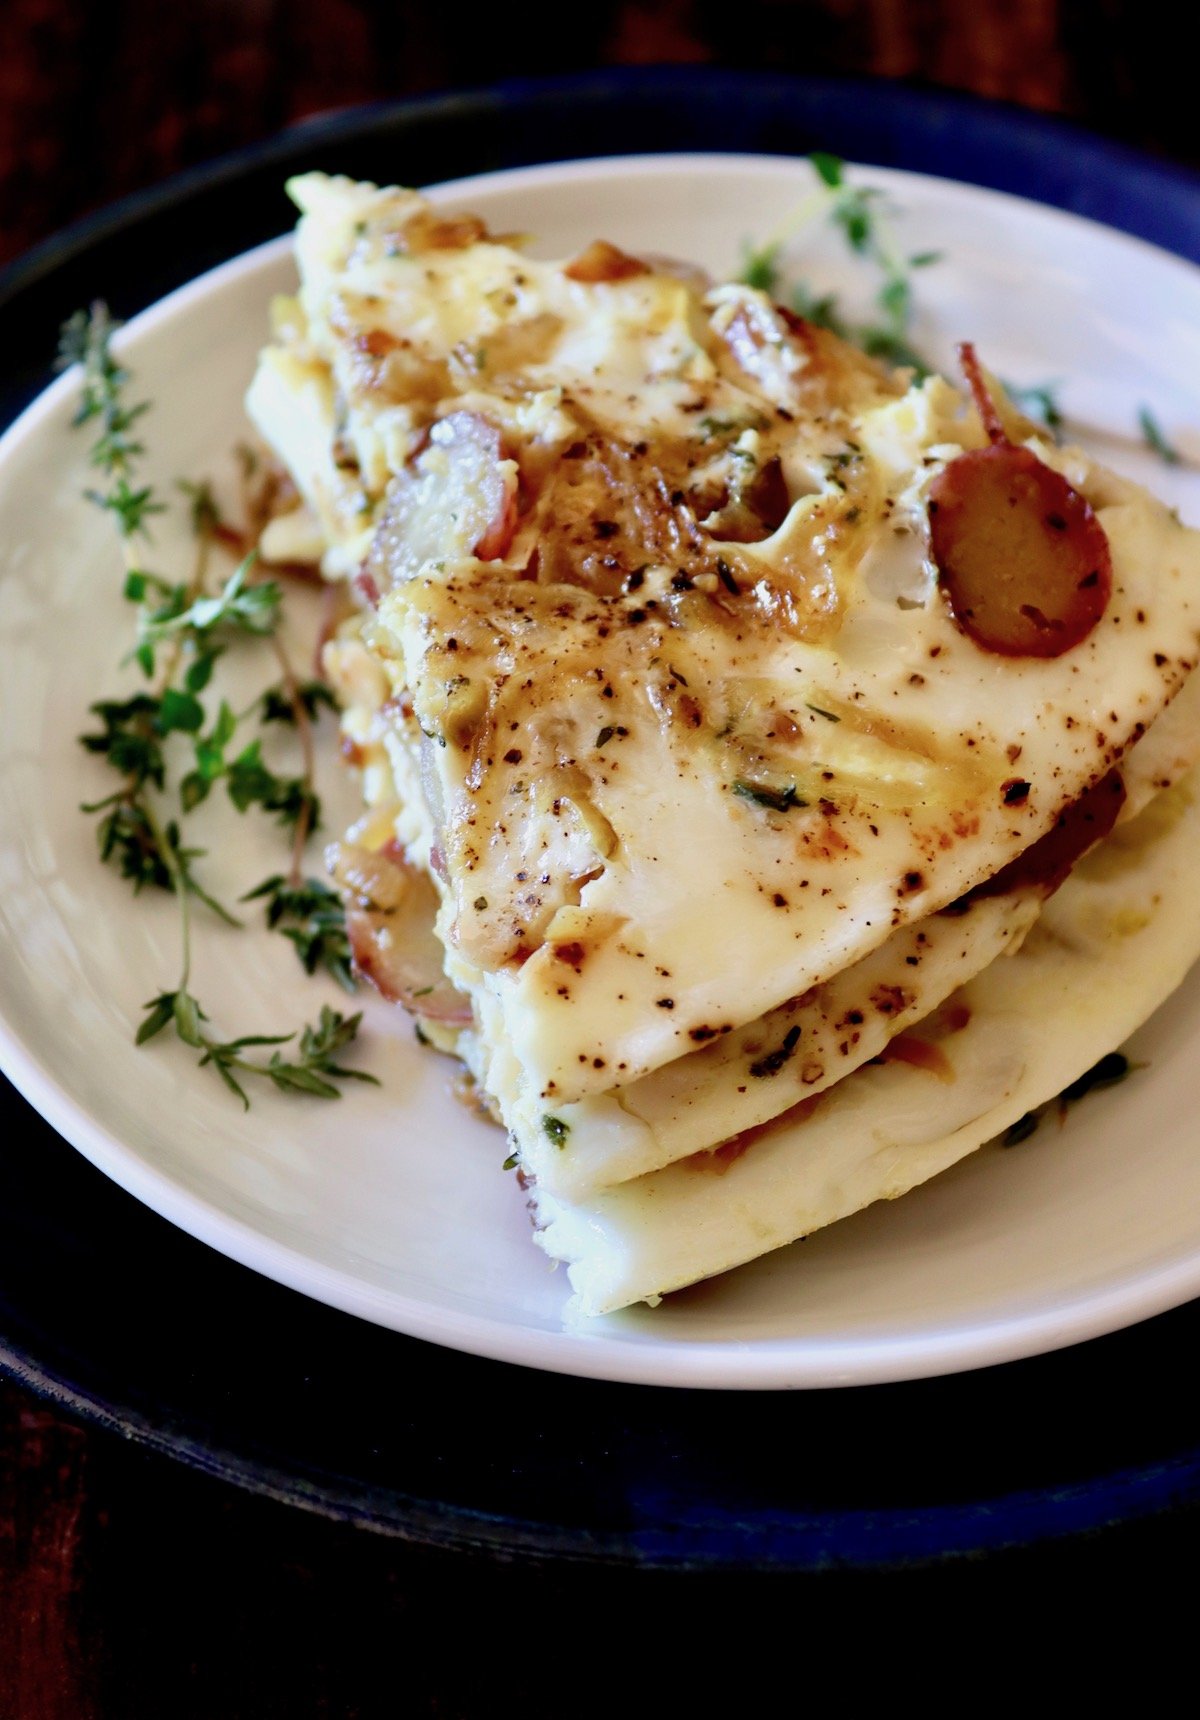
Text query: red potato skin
428 411 518 562
951 767 1127 909
930 444 1112 658
338 841 472 1026
929 349 1113 658
474 486 517 561
347 907 473 1025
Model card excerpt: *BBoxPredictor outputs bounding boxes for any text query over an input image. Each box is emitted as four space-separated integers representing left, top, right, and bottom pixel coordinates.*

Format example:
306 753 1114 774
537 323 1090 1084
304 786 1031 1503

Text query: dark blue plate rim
3 67 1200 314
3 67 1200 1573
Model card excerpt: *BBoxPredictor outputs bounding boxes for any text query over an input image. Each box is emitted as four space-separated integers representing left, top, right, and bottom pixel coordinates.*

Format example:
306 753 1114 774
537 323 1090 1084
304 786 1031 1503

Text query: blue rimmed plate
3 72 1200 1567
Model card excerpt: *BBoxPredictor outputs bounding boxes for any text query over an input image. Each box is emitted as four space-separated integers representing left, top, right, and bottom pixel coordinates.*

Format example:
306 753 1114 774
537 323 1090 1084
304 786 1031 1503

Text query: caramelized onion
563 240 649 283
878 1035 955 1081
706 453 791 543
390 209 489 254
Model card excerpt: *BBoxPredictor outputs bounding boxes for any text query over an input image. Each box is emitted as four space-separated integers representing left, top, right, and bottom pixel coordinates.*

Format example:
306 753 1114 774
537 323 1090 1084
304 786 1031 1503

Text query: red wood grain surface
1 0 1197 268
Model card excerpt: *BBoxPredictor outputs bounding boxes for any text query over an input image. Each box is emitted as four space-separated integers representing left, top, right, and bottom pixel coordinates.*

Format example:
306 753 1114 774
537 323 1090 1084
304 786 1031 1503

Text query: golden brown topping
388 209 490 254
703 453 791 543
562 239 650 283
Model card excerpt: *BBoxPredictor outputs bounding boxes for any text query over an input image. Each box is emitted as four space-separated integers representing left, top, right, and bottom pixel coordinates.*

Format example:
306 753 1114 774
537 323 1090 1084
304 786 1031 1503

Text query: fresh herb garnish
739 241 783 296
241 875 356 991
543 1115 570 1148
1139 406 1182 466
1006 381 1064 435
740 152 939 379
58 303 163 540
809 151 844 190
66 303 364 1104
179 712 319 835
137 995 376 1109
733 778 806 813
259 679 340 726
999 1051 1136 1147
134 556 281 663
789 281 846 336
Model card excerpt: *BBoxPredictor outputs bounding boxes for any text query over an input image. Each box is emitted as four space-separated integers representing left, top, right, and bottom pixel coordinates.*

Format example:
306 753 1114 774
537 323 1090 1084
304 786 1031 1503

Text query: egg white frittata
248 173 1200 1315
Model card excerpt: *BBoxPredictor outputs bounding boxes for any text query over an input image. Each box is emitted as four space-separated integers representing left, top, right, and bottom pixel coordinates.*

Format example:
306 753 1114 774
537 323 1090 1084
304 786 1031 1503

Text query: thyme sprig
135 556 282 662
242 875 355 991
259 678 339 726
1000 1051 1137 1148
66 303 367 1103
72 344 239 921
1006 381 1065 435
138 993 375 1109
58 303 163 539
740 152 938 377
1139 405 1183 466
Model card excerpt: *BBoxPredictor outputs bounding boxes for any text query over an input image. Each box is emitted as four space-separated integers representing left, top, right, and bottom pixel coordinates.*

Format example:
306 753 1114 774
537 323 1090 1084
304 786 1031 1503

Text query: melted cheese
250 173 1200 1317
534 775 1200 1317
373 447 1198 1105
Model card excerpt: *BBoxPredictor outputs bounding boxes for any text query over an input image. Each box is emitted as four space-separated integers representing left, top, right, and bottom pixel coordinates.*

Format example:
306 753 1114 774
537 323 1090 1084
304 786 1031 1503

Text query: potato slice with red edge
930 344 1112 658
966 767 1126 903
333 842 472 1026
366 410 517 592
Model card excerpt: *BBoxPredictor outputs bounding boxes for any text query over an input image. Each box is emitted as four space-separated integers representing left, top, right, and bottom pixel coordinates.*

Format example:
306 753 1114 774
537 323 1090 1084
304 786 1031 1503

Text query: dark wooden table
2 0 1198 271
3 3 1198 1710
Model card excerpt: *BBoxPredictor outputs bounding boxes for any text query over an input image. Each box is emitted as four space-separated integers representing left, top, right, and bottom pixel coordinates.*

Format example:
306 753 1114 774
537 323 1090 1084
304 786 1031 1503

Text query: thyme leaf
66 301 365 1106
136 556 280 656
138 996 376 1110
1139 406 1182 466
58 304 163 536
80 694 168 789
744 151 937 380
1006 381 1064 435
1000 1052 1137 1147
790 282 847 336
739 241 782 295
258 679 339 726
242 875 355 991
733 778 806 813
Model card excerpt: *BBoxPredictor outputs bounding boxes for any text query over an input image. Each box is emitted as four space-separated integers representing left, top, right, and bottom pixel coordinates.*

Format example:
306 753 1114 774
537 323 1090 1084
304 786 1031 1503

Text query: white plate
3 153 1200 1391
